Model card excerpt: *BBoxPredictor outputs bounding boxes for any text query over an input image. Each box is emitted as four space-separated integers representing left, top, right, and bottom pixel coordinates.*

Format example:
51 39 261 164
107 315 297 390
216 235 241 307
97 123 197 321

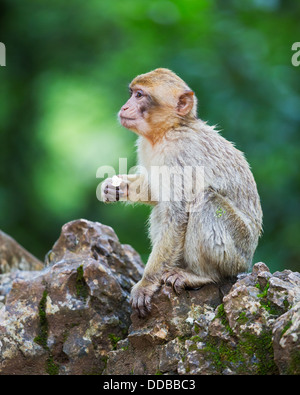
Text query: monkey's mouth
119 116 137 129
120 116 136 121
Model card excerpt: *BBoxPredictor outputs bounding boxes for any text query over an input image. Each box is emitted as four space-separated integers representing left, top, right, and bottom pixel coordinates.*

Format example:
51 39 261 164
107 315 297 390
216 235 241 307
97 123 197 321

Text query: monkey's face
118 86 153 136
118 69 197 144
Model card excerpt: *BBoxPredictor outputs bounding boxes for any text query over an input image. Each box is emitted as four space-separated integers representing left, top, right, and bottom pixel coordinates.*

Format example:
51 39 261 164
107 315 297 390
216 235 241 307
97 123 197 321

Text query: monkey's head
118 68 198 144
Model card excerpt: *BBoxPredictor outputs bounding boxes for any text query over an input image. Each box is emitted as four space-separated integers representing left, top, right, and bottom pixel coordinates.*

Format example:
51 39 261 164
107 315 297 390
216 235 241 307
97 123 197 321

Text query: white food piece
111 175 122 187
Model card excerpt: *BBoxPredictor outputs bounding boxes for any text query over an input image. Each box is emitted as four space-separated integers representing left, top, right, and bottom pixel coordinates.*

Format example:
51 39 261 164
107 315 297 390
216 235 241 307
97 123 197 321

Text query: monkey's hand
130 279 160 318
101 175 129 202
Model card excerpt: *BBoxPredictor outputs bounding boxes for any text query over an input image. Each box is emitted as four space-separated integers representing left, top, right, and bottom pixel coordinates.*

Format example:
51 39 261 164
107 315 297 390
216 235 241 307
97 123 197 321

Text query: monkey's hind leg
161 268 213 295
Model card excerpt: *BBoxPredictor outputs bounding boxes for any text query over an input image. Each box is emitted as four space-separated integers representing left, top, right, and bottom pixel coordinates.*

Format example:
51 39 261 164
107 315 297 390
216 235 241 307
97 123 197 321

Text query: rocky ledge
0 219 299 375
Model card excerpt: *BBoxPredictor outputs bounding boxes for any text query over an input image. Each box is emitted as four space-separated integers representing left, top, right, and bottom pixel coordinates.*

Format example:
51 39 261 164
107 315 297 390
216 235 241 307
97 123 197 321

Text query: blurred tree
0 0 299 272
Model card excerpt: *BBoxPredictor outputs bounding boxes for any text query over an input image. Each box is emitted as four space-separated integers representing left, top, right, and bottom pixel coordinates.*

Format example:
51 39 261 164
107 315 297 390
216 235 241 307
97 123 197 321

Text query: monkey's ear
177 90 194 116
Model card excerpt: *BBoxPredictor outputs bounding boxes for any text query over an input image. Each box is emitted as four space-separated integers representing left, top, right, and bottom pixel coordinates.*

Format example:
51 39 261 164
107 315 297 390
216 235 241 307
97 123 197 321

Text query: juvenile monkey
102 68 262 317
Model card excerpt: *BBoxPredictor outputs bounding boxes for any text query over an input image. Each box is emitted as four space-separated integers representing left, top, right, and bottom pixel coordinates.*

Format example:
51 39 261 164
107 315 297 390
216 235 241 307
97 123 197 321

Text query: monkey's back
170 121 261 233
167 121 262 277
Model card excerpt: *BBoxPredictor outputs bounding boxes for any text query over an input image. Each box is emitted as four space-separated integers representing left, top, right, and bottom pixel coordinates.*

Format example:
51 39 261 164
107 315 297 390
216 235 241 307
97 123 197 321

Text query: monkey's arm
130 203 188 317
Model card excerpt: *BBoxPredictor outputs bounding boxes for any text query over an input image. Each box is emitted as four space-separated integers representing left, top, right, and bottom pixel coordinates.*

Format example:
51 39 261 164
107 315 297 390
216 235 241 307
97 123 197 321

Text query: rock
105 263 300 375
159 338 184 373
1 220 300 375
104 281 236 375
171 263 300 375
129 282 224 346
272 303 300 375
0 270 41 309
0 219 144 375
0 230 43 273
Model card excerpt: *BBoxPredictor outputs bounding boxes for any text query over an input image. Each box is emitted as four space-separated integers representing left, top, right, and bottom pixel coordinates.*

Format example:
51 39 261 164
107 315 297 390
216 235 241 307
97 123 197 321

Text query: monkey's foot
161 269 187 295
161 269 213 295
130 280 160 318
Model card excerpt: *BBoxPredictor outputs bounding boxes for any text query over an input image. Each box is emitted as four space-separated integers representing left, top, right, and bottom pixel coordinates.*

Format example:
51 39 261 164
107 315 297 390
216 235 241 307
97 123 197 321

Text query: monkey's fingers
161 271 185 295
104 187 126 202
137 295 150 318
130 290 152 318
143 293 152 313
161 271 175 286
173 278 185 295
105 185 127 198
137 294 148 318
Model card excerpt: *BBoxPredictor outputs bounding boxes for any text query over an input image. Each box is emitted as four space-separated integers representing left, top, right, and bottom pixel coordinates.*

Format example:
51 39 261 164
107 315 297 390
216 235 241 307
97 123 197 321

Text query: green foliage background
0 0 299 272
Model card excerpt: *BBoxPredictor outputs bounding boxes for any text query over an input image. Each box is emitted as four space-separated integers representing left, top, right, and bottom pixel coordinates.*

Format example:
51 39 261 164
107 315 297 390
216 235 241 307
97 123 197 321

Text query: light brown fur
102 68 263 317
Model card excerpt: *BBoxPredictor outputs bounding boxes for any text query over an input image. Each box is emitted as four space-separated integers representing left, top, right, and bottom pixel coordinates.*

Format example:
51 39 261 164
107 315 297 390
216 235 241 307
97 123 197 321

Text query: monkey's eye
135 90 143 99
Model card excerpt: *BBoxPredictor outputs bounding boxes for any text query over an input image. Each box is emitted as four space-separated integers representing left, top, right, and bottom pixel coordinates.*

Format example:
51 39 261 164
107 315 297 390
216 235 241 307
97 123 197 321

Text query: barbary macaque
102 68 262 317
